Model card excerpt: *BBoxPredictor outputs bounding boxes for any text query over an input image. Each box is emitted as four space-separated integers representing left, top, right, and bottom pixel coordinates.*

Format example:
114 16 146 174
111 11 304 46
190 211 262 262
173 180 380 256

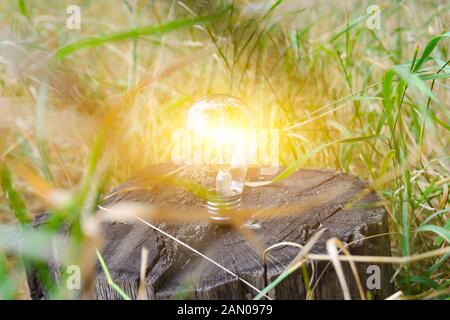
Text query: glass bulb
185 94 256 223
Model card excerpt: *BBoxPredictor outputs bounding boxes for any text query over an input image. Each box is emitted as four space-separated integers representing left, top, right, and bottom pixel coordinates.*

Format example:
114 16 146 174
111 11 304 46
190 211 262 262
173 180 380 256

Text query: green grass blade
419 72 450 81
393 65 439 103
96 249 131 300
379 149 395 177
54 15 221 60
0 225 67 262
379 70 395 133
1 166 29 225
401 166 411 258
413 32 450 73
329 12 371 43
272 135 383 183
253 266 296 300
433 219 450 247
418 225 450 245
17 0 30 19
426 252 450 275
404 275 440 289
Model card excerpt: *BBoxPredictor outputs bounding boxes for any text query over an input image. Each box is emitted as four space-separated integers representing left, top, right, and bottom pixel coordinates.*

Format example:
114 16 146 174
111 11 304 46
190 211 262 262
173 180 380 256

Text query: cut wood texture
27 165 393 300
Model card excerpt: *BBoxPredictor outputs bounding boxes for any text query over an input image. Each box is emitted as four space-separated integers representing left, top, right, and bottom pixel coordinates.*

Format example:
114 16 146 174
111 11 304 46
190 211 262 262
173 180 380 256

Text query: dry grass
0 0 449 299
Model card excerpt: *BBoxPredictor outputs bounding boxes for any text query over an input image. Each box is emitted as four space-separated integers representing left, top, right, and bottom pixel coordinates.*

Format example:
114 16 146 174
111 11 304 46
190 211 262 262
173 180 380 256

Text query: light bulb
185 94 256 223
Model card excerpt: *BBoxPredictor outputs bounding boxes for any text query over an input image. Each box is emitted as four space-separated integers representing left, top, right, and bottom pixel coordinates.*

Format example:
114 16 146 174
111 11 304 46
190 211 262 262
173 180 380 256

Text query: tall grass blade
54 15 222 60
271 135 382 184
1 166 29 224
96 249 131 300
413 32 450 73
418 225 450 245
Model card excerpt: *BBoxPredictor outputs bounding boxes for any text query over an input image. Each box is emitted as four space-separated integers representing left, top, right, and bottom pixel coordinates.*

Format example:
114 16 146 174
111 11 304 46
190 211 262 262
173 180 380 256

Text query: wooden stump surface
28 165 394 300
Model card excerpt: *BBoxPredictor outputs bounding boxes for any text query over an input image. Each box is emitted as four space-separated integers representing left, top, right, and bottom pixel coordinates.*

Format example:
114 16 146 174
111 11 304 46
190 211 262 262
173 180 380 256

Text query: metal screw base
207 188 243 223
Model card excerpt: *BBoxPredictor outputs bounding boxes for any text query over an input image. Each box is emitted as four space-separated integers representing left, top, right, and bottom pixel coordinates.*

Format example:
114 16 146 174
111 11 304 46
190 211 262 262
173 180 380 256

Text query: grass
0 0 449 299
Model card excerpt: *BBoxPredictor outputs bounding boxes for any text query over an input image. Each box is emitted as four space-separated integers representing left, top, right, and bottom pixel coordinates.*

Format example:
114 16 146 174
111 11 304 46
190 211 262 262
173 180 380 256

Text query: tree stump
27 165 394 300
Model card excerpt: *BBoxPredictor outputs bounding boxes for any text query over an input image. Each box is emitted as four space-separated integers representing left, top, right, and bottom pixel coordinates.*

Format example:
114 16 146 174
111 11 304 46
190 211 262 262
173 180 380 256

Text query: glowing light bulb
186 94 256 223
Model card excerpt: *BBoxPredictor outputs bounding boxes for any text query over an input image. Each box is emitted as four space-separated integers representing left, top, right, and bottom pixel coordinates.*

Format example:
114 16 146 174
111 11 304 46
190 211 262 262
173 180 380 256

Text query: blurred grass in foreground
0 0 449 299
